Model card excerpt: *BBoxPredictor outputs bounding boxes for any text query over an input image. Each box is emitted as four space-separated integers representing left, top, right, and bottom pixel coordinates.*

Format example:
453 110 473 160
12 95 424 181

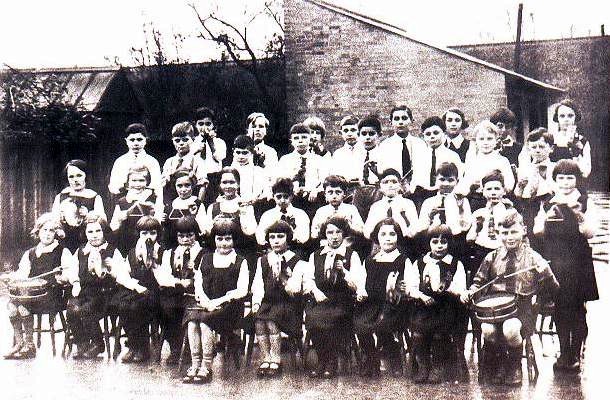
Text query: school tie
387 198 393 218
429 148 437 187
363 150 370 185
505 250 517 275
537 164 548 179
439 196 446 224
176 156 184 170
487 205 496 240
297 156 307 187
401 137 411 178
182 248 191 278
279 255 287 281
325 253 333 281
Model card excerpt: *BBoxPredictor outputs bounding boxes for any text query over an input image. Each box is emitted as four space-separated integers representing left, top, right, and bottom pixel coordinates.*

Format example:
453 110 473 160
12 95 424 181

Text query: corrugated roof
307 0 566 92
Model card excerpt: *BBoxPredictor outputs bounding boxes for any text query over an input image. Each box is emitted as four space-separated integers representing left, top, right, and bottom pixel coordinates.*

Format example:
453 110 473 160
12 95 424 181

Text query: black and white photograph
0 0 608 399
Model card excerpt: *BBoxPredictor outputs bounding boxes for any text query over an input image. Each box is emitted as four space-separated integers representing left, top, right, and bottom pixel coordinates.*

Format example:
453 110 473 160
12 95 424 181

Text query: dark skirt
411 295 462 335
353 299 405 335
182 300 243 332
110 287 159 316
256 297 304 337
305 299 352 332
159 287 188 310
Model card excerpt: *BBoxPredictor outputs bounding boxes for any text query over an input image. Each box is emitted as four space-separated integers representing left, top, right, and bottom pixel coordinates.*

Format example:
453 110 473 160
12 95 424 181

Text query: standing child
357 114 383 186
247 112 279 170
490 107 524 168
304 116 332 160
162 171 206 248
108 123 162 202
3 213 71 359
409 225 467 383
192 107 227 175
533 160 598 372
182 220 249 384
251 221 308 377
443 108 470 163
331 115 367 185
111 216 164 363
549 100 591 179
52 160 106 252
304 216 364 378
353 218 417 377
155 216 205 365
230 135 272 206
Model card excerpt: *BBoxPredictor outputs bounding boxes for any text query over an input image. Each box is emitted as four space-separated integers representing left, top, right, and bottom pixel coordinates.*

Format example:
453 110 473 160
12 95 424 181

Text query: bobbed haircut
289 123 311 136
552 99 582 123
490 107 517 126
194 106 215 122
247 112 269 128
320 216 351 240
371 218 401 245
481 169 505 187
358 114 382 134
265 220 294 243
84 212 109 231
552 159 582 181
436 162 459 178
442 108 469 129
63 159 89 177
30 212 64 240
173 170 197 187
210 219 239 239
526 127 554 146
124 123 148 138
426 224 453 240
389 104 413 122
339 115 359 127
219 166 241 186
171 121 195 137
378 168 402 182
303 116 326 137
233 134 255 151
271 177 294 196
323 175 348 191
497 209 525 229
127 164 151 186
421 116 446 133
174 215 199 234
135 215 162 233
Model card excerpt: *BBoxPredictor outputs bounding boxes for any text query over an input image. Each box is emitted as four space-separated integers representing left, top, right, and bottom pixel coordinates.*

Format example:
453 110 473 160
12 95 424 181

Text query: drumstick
26 267 64 281
470 265 537 297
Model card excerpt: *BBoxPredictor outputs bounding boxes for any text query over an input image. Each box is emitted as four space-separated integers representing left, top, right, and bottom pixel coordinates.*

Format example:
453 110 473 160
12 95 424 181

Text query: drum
472 292 517 324
8 278 49 304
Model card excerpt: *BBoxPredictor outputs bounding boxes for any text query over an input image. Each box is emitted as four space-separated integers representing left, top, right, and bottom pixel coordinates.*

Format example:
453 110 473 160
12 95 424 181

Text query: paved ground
1 193 608 400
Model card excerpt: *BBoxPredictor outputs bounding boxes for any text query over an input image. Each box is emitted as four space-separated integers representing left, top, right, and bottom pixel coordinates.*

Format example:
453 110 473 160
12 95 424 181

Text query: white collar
446 134 464 147
83 242 108 255
128 150 146 159
373 248 400 262
60 187 97 198
550 189 582 206
320 243 347 256
172 196 198 207
213 250 237 267
176 242 202 255
125 188 153 203
275 204 295 214
270 250 296 262
35 241 59 257
422 252 453 265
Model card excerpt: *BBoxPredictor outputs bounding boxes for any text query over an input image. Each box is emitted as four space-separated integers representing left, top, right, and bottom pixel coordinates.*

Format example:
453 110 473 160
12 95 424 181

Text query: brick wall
284 0 508 149
455 37 610 190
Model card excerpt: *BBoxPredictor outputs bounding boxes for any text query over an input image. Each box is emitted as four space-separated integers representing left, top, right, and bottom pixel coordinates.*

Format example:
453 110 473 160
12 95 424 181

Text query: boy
376 105 426 181
490 107 524 167
409 225 467 383
192 107 227 175
411 116 463 208
443 108 470 163
456 120 515 198
304 116 332 160
331 115 367 184
230 135 271 203
358 115 383 185
161 122 208 204
276 123 328 208
256 178 310 247
108 123 162 200
247 112 279 170
461 210 558 385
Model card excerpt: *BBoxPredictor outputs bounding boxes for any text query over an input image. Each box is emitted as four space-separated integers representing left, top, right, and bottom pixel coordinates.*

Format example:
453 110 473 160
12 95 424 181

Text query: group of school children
2 100 599 387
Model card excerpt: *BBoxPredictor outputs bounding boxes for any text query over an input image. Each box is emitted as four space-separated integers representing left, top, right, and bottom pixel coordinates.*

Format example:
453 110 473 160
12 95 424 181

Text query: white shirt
311 203 364 238
331 143 367 182
13 241 72 280
409 253 466 299
155 243 204 287
254 142 279 171
457 151 515 195
363 195 419 239
256 205 311 245
162 153 208 187
467 201 512 249
52 188 107 223
192 136 227 174
251 250 307 305
515 159 555 199
411 145 463 191
65 242 135 289
277 151 328 193
445 134 465 149
108 151 162 195
376 134 427 176
193 250 249 302
230 162 271 202
419 193 472 235
201 196 257 236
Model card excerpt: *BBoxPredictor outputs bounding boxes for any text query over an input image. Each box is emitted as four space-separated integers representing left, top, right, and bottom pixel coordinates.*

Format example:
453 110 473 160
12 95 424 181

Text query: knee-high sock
9 316 24 347
200 323 215 370
269 333 282 364
571 305 587 362
257 334 271 362
188 322 202 369
22 315 34 347
554 308 571 360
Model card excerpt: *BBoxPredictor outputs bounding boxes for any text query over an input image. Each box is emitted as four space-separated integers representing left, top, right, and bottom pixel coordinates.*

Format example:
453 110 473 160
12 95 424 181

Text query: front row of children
3 158 596 388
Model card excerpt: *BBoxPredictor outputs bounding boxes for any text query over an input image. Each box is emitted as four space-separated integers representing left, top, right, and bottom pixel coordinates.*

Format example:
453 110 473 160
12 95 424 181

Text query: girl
442 108 470 163
111 216 164 363
251 220 307 377
109 165 163 255
353 218 417 377
550 100 592 179
534 160 598 372
66 213 131 359
156 216 204 365
303 216 364 378
162 171 206 248
3 213 71 359
182 220 249 384
52 160 106 252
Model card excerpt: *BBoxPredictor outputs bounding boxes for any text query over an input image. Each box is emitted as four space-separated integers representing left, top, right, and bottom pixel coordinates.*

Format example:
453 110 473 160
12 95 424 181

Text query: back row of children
4 99 598 387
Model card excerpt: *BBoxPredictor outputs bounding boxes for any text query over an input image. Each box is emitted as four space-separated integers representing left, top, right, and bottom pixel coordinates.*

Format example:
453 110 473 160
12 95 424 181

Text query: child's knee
255 319 268 335
481 323 498 342
267 321 280 335
502 318 523 347
7 302 19 318
17 304 31 317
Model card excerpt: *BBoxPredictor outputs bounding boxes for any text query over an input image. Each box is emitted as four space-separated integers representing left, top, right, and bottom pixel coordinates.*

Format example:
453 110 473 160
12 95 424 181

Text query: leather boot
16 316 36 359
479 342 498 384
412 335 430 383
491 347 507 385
428 335 446 384
4 317 24 359
504 346 523 386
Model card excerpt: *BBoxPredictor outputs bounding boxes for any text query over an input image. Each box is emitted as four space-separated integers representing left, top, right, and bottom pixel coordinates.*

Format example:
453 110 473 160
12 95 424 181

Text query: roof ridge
452 35 610 48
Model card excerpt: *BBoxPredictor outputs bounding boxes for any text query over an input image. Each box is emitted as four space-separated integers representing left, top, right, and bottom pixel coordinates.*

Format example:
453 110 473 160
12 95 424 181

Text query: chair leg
50 314 57 357
244 332 255 367
178 331 189 375
525 337 538 384
103 316 111 360
36 314 42 348
59 311 71 358
113 319 122 360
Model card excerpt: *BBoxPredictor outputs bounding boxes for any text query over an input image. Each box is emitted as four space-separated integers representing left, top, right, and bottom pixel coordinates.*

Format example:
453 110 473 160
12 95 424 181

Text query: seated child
462 210 558 385
303 216 364 378
108 123 162 201
3 213 71 359
353 218 417 377
111 216 164 363
155 216 205 365
66 213 132 359
251 221 308 377
182 220 249 384
409 225 467 383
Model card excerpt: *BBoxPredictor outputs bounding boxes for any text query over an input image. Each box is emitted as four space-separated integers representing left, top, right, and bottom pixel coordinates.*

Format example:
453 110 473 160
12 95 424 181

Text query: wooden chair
33 310 69 357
